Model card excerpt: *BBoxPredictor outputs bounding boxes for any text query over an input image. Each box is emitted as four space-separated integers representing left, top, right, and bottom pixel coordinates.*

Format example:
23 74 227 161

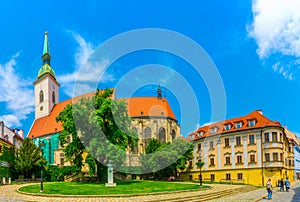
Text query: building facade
285 128 300 180
0 121 24 154
28 32 180 167
182 110 296 186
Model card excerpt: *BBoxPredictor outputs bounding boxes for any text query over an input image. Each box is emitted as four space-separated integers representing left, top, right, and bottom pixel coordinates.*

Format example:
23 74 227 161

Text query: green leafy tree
140 138 193 180
56 89 138 181
56 103 85 173
0 147 17 179
145 138 162 154
15 138 44 178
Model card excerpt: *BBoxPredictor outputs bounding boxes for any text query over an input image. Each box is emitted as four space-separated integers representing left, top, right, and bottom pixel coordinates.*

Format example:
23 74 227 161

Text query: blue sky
0 0 300 137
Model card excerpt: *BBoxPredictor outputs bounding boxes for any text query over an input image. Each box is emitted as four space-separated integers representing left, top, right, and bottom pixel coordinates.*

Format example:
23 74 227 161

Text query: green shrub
44 165 78 182
0 167 9 179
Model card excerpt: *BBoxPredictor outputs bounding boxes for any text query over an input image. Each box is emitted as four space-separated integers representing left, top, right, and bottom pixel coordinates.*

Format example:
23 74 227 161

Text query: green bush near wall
44 165 78 182
0 167 9 179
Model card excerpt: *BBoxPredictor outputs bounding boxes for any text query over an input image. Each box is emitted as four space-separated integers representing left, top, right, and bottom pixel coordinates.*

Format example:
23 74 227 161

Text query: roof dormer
210 126 218 134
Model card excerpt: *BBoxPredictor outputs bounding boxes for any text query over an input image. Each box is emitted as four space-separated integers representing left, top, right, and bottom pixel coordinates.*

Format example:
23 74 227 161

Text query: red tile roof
28 93 177 139
189 110 281 141
120 97 177 120
28 92 95 139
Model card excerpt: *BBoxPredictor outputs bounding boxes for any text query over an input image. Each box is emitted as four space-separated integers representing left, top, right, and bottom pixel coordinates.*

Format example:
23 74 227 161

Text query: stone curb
16 183 212 198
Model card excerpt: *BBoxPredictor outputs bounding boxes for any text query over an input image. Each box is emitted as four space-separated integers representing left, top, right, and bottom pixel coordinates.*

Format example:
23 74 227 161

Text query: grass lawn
19 181 208 195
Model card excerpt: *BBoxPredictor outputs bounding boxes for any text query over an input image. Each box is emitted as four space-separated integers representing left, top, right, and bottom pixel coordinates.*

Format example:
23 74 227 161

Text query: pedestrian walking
280 178 284 192
285 177 290 192
266 178 273 199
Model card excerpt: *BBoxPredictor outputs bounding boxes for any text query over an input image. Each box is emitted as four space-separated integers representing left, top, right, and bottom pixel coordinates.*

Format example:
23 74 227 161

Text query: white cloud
248 0 300 79
272 62 294 80
0 54 34 127
58 32 114 97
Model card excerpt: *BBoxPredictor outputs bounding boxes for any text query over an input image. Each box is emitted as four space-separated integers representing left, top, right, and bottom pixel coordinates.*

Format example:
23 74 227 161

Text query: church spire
37 31 56 79
42 31 51 66
157 84 162 99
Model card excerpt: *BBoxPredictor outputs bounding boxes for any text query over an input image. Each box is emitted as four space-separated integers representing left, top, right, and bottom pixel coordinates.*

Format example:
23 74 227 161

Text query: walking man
266 178 273 199
285 178 290 192
280 178 284 192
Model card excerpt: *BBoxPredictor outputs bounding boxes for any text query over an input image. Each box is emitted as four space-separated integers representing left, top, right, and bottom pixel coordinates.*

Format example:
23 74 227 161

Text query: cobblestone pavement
1 182 298 202
258 180 300 202
201 180 300 202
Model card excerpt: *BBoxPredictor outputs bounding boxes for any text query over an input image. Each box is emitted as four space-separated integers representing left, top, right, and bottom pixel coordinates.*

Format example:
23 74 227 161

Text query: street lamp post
40 169 43 192
39 140 45 192
196 153 204 187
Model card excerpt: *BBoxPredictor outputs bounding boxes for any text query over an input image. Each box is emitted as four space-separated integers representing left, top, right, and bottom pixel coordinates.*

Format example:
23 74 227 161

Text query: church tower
33 32 60 119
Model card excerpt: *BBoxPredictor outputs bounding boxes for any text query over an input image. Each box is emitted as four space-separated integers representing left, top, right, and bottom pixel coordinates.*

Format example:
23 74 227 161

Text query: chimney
19 130 24 139
257 109 263 115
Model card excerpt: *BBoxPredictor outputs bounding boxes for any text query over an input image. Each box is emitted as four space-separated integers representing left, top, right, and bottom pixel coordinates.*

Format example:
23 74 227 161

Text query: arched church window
158 127 166 144
52 91 56 104
39 90 44 103
144 127 152 148
172 129 176 140
131 127 138 154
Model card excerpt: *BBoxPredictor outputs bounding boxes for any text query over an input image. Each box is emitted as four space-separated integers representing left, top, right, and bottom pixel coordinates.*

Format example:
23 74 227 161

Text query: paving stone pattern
0 181 299 202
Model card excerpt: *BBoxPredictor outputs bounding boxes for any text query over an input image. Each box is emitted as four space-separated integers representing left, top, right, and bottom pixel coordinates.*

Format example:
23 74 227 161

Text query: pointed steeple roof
157 84 162 99
37 31 56 79
43 31 50 55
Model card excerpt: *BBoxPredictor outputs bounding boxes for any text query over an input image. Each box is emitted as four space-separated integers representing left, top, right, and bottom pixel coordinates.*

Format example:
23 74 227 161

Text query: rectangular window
236 122 242 129
264 133 269 143
236 136 241 146
188 160 192 168
225 156 231 164
237 155 242 163
210 158 215 166
249 135 255 144
289 160 292 166
250 154 255 163
280 133 283 142
272 132 278 142
265 153 270 162
237 173 243 180
210 141 214 150
224 124 231 131
226 173 231 180
288 146 292 153
198 143 201 152
273 153 278 161
280 153 283 161
210 174 215 182
225 138 230 147
60 158 64 166
248 120 256 127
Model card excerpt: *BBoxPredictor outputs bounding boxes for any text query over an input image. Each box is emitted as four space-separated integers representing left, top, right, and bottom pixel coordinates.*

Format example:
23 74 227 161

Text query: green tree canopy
140 138 193 179
0 146 16 179
56 89 138 178
15 138 44 178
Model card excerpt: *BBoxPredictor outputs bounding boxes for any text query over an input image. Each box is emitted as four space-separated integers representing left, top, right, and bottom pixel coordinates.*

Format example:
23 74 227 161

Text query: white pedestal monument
105 160 116 187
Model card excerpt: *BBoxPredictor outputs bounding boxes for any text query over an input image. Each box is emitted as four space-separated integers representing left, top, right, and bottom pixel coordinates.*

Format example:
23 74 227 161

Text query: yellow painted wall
181 168 294 186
